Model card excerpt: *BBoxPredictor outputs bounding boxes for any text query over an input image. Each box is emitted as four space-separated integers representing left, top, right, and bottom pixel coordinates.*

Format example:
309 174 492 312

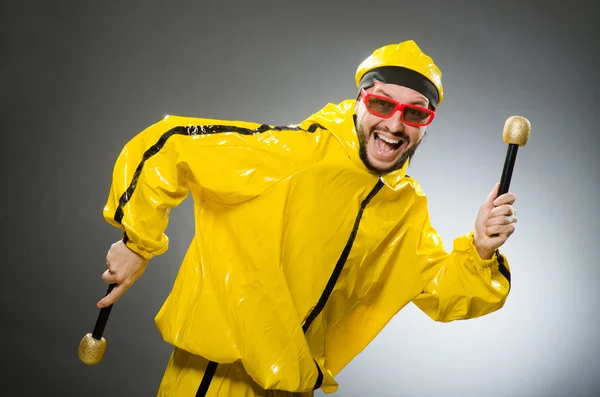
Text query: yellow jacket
103 99 511 394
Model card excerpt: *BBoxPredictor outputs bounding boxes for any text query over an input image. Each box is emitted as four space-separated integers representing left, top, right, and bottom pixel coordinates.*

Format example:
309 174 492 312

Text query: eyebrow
373 87 428 107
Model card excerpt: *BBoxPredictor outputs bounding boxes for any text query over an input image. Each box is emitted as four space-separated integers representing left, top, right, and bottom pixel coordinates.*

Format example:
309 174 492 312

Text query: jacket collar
306 99 410 191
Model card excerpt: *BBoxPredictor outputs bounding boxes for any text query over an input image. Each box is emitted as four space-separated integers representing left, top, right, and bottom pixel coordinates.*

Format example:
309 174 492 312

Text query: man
98 40 517 396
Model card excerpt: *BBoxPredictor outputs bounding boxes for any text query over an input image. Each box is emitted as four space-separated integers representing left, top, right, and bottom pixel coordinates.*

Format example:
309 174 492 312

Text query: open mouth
372 132 406 160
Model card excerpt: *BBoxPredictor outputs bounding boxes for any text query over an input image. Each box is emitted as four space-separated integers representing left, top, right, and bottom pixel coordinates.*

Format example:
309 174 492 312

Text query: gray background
2 1 599 396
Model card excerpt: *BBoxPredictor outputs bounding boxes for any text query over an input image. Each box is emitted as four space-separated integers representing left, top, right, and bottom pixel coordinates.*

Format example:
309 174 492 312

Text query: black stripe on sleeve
113 122 324 224
496 249 511 290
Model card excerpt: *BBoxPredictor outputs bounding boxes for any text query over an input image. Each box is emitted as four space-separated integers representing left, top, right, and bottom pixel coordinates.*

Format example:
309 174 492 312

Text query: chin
364 150 407 175
368 156 400 172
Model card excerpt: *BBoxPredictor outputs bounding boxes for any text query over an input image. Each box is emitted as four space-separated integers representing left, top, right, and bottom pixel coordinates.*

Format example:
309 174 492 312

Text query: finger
101 269 118 284
486 223 516 237
489 204 515 218
485 215 517 227
97 283 126 308
106 262 117 276
494 192 516 206
482 183 500 211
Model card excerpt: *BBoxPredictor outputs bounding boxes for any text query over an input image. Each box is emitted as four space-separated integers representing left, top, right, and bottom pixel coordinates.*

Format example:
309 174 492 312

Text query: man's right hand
97 239 148 308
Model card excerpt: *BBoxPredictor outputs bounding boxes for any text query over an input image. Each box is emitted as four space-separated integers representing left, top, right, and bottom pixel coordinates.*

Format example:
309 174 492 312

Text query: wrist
473 232 493 260
122 234 153 261
475 245 494 260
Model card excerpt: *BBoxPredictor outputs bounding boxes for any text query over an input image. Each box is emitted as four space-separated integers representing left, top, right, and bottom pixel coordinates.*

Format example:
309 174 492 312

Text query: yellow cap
355 40 444 107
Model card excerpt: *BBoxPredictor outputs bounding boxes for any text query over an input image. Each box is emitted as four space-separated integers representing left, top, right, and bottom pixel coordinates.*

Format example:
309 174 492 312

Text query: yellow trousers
157 347 315 397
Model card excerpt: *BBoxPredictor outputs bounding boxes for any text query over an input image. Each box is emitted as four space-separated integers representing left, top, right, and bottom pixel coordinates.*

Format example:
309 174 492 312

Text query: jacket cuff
122 232 154 260
465 232 498 269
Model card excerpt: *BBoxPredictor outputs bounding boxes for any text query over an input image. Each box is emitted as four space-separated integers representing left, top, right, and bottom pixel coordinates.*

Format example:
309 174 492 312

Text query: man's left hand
474 183 517 260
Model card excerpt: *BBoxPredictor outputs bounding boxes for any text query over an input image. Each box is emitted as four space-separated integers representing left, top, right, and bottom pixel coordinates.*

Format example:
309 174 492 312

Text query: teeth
377 133 400 145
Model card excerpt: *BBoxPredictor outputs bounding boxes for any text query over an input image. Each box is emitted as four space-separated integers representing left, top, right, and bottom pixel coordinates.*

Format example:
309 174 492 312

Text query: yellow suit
103 99 511 396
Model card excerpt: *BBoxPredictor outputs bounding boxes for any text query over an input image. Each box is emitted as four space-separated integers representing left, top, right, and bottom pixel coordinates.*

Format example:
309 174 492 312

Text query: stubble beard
356 122 425 175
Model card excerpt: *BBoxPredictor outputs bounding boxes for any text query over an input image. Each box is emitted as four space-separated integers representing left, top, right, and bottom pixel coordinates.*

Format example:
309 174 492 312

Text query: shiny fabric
103 99 511 395
158 347 314 397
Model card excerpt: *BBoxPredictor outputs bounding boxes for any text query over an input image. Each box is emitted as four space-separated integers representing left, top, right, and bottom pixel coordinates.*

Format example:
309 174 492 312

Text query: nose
384 109 405 133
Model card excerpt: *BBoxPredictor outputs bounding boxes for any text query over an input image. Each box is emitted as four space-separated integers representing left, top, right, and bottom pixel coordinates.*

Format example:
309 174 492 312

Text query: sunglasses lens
363 91 434 125
366 96 396 116
403 105 432 125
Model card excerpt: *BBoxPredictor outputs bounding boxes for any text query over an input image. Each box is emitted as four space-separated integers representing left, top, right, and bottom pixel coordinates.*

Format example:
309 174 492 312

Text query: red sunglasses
360 88 435 127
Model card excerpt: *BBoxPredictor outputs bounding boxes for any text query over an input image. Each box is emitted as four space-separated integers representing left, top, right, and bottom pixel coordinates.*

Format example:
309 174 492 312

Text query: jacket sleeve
411 195 512 322
102 115 323 260
102 115 328 392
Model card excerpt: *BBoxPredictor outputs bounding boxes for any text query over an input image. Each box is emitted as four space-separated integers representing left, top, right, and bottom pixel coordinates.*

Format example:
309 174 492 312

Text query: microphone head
503 116 531 146
78 333 106 365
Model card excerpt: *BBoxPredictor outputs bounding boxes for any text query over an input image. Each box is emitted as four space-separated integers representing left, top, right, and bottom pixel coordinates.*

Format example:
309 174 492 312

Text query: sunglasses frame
360 88 436 127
